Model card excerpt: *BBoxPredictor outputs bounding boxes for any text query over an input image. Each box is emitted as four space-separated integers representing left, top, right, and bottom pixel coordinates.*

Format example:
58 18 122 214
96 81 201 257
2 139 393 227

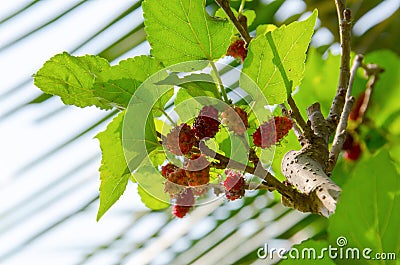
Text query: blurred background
0 1 399 264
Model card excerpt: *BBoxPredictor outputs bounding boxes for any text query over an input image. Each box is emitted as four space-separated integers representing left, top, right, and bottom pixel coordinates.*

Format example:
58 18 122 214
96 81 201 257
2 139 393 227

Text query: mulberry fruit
165 123 196 155
221 106 249 135
226 39 248 62
223 169 246 201
161 163 178 178
164 168 188 196
172 188 195 218
343 143 362 161
193 106 220 139
167 168 188 186
253 116 293 148
349 92 366 121
185 153 210 186
342 132 362 161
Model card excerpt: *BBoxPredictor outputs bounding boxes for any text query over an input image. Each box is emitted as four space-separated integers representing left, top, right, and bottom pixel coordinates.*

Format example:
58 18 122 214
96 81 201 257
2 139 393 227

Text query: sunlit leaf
241 10 317 104
96 111 130 220
34 52 111 109
143 0 233 65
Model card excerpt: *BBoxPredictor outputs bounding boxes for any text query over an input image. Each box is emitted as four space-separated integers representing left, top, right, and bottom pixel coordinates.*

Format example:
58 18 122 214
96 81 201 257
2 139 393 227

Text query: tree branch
280 103 304 144
287 96 312 136
357 63 384 124
214 0 252 44
327 54 364 172
327 5 352 131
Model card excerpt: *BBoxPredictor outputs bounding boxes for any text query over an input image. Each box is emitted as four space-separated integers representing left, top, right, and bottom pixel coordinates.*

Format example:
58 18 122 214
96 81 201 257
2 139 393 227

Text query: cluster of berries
165 105 251 156
162 105 250 217
252 116 293 148
162 105 294 217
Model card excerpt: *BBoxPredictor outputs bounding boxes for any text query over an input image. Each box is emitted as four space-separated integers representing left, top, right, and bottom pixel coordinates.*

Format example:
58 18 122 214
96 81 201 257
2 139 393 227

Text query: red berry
161 163 178 178
226 39 248 62
342 132 354 151
221 106 249 135
172 188 195 218
185 153 210 186
349 92 366 121
167 168 188 186
343 143 362 161
164 168 189 197
193 106 220 139
223 169 246 201
165 123 196 155
253 116 293 148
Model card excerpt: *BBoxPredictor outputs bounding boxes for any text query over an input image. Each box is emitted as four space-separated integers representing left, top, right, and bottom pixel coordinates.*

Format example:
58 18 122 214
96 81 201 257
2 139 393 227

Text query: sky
0 1 398 265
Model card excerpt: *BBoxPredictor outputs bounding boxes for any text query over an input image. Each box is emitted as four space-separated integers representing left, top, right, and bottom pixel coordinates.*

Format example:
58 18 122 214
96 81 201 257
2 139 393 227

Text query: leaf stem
160 109 177 126
238 0 246 14
215 0 252 44
210 60 230 103
287 96 310 135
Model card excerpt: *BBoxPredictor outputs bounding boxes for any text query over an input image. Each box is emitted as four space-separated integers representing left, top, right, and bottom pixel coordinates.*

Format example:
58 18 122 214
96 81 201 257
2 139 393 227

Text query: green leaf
143 0 233 66
34 52 111 109
138 186 169 210
293 49 340 117
240 10 317 104
124 111 160 170
96 111 130 220
93 55 165 109
93 78 142 108
158 73 220 105
215 8 256 30
328 150 400 264
136 164 169 210
97 55 164 82
364 51 400 132
255 24 277 36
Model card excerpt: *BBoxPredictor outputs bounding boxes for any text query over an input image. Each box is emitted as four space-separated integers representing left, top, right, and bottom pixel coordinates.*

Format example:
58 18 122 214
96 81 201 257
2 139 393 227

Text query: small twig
287 96 309 134
160 109 177 126
210 61 230 103
214 0 252 44
279 103 302 140
357 63 384 124
197 141 304 201
238 0 246 14
327 5 352 131
327 54 363 172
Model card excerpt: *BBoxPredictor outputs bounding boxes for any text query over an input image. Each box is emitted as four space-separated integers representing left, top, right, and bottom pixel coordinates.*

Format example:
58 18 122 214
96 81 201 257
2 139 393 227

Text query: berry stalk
210 61 230 104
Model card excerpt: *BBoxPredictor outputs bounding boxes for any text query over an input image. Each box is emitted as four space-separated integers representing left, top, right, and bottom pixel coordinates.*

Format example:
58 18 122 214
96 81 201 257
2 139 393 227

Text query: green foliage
215 8 256 33
93 55 164 109
142 0 233 66
294 49 340 117
95 111 130 220
328 150 400 264
136 165 170 210
34 52 111 109
157 73 221 105
363 51 400 133
241 10 317 104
